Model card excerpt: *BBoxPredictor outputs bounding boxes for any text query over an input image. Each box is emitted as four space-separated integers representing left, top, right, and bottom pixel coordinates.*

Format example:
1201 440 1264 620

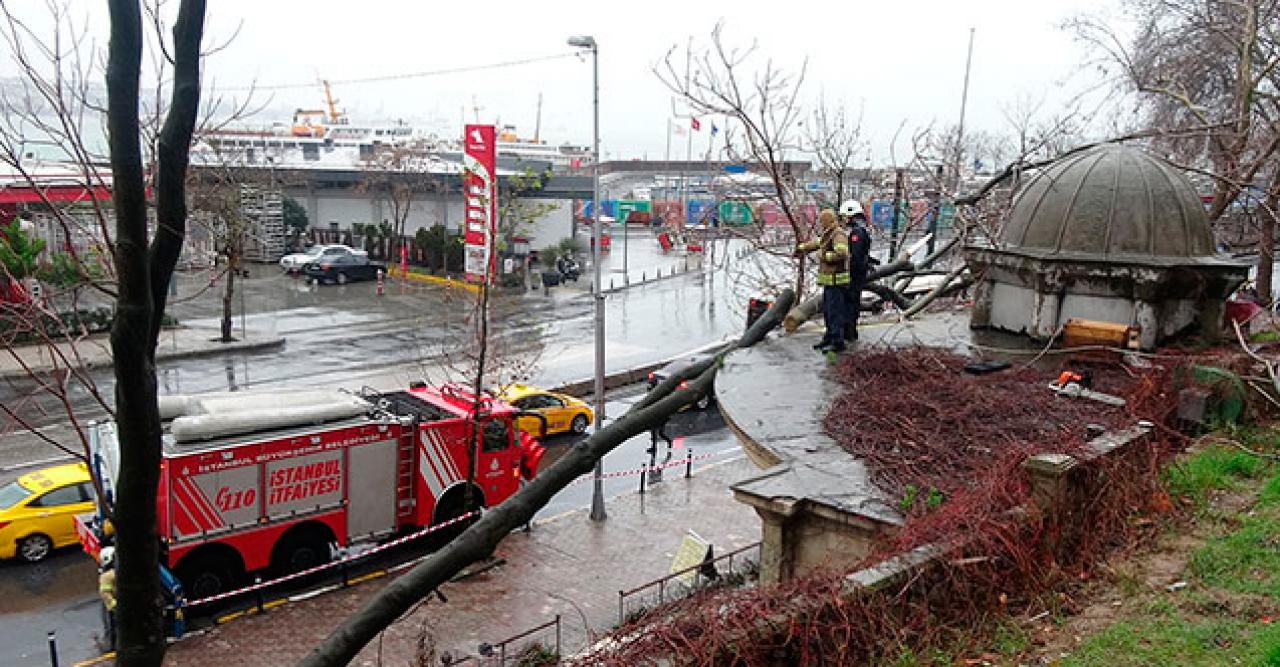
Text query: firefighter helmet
839 200 864 218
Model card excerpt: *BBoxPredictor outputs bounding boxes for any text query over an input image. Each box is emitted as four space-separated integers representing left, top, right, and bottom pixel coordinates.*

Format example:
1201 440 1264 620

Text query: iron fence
448 614 561 667
617 541 762 625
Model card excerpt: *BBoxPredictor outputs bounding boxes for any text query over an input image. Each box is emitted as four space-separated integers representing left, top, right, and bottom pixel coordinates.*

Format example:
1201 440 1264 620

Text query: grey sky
18 0 1120 166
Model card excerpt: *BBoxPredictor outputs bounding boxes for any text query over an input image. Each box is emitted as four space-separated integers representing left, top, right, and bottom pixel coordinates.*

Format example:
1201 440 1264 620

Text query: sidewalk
161 456 762 666
0 327 285 381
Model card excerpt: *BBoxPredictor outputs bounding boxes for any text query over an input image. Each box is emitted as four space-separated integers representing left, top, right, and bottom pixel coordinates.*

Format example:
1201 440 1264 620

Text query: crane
322 80 344 124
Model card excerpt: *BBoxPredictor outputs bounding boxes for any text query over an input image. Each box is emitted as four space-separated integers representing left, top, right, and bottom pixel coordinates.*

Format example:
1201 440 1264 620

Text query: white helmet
839 200 864 218
99 546 115 568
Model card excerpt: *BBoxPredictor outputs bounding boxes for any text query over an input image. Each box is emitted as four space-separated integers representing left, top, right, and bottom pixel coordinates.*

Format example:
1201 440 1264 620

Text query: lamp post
569 34 607 522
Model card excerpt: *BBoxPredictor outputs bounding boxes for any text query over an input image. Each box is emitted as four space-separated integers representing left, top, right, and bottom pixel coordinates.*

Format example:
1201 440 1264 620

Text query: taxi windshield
0 480 33 510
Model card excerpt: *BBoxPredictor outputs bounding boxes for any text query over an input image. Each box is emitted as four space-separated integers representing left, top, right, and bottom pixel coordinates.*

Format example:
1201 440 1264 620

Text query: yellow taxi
0 462 95 562
497 384 594 437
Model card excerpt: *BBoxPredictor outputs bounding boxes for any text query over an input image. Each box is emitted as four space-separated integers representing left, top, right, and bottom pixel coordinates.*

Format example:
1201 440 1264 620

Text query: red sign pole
463 124 497 284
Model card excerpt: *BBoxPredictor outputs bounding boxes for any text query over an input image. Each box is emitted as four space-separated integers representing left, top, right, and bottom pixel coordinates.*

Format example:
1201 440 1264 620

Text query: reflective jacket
99 568 117 612
798 229 850 286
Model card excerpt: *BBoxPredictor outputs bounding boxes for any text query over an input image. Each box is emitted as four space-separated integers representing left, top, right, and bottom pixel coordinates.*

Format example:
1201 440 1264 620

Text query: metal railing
450 614 561 667
617 541 761 625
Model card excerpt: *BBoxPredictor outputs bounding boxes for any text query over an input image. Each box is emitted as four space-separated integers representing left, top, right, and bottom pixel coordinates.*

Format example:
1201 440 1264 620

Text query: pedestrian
647 420 674 482
839 200 873 341
98 546 117 652
795 209 851 353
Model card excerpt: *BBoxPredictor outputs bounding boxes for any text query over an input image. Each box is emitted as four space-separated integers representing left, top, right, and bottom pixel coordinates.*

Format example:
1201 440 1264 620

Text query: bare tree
656 22 815 298
1070 0 1280 298
806 94 867 206
357 143 445 261
105 1 206 664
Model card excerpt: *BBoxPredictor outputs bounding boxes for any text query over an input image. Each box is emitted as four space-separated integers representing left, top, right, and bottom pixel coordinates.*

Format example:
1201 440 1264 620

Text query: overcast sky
15 0 1122 166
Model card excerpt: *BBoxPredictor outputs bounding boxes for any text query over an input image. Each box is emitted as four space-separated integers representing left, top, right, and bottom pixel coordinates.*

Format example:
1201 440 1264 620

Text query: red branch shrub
579 347 1253 666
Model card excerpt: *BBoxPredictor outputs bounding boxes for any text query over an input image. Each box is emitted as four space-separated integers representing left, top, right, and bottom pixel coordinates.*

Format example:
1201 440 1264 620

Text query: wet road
0 248 756 469
0 242 759 665
0 389 739 666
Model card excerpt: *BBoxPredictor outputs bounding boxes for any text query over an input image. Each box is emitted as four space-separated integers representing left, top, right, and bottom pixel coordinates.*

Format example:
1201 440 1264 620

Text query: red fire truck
78 383 545 600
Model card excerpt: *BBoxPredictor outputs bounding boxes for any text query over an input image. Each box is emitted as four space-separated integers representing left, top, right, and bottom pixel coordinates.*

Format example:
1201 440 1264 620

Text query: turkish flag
691 117 701 131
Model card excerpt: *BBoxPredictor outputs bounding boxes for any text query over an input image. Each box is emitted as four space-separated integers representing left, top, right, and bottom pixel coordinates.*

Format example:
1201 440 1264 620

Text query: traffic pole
47 631 58 667
376 269 385 296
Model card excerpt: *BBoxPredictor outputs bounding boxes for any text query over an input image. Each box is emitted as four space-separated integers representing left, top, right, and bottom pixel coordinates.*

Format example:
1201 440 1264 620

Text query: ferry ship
193 82 590 173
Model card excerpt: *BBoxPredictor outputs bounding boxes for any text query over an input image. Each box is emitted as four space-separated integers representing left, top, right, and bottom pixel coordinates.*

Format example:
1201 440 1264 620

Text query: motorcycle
557 256 581 282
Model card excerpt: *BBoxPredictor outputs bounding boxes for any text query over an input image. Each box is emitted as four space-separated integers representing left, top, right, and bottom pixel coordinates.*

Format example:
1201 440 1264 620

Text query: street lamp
569 34 607 522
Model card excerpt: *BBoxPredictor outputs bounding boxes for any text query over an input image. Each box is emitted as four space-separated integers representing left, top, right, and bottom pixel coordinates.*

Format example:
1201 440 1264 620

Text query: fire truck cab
80 383 544 601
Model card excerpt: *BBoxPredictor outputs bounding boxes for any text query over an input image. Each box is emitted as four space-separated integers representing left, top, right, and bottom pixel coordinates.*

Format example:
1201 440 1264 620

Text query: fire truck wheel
273 527 333 575
178 556 239 601
17 533 52 562
570 414 589 434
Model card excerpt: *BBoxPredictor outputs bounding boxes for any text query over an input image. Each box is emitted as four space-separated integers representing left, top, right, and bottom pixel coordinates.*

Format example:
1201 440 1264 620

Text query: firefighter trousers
822 285 850 350
845 277 864 341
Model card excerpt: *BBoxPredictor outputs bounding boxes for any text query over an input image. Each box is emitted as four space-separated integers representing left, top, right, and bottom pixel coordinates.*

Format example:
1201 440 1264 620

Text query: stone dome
998 144 1216 263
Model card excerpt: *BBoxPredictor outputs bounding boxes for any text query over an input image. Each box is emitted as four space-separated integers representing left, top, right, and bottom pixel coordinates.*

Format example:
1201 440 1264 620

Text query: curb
549 338 733 400
0 336 287 382
154 336 286 364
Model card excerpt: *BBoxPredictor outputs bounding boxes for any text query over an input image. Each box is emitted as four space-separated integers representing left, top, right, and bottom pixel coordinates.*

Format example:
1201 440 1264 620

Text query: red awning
0 185 113 204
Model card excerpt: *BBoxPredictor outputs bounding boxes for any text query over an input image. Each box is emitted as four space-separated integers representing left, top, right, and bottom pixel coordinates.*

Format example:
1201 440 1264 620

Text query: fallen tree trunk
901 262 968 319
297 290 796 667
895 236 961 293
784 260 914 331
865 283 912 310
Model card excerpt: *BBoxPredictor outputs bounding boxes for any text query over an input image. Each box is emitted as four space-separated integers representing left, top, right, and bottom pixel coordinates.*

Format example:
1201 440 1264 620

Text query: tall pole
954 27 975 195
587 40 607 522
664 118 672 186
679 38 691 227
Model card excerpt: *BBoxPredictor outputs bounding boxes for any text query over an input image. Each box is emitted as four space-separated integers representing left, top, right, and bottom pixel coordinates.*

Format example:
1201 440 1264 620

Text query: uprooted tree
296 290 796 666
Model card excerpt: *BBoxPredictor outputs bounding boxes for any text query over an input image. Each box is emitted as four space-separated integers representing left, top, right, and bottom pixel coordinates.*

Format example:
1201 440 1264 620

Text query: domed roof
998 144 1216 263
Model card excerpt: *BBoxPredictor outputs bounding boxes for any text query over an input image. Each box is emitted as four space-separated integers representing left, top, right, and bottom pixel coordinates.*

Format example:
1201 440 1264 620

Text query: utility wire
221 51 582 92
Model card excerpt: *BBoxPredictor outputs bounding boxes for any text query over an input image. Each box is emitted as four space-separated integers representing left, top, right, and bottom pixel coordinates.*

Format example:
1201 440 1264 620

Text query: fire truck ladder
395 423 417 520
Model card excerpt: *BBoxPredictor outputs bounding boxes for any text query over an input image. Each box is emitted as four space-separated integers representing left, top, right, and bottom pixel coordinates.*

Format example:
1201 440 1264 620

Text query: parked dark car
302 249 386 285
648 353 716 410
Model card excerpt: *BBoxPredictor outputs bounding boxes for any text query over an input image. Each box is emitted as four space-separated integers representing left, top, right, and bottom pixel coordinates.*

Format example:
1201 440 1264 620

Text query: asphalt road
0 242 758 471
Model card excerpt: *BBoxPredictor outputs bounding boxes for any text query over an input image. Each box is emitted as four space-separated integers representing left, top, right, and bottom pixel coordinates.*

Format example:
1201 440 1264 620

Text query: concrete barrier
387 266 480 294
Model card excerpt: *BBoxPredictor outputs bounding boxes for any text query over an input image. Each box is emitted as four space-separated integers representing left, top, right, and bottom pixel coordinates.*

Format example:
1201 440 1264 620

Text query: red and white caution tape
568 446 740 486
186 447 741 607
187 510 481 607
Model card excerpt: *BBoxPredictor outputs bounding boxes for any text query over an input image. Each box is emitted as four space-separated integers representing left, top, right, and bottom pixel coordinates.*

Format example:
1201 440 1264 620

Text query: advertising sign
717 201 753 226
463 124 497 284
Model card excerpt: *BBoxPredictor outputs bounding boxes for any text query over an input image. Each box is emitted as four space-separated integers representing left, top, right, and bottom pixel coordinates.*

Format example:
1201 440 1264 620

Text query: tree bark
1259 189 1278 306
221 253 237 342
107 1 204 664
297 289 795 667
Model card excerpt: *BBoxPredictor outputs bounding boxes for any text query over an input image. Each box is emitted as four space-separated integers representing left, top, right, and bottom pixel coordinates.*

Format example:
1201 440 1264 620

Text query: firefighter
796 209 851 352
839 200 873 341
98 546 117 651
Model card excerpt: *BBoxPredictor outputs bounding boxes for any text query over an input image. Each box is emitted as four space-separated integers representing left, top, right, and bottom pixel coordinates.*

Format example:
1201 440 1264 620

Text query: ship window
302 144 320 161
